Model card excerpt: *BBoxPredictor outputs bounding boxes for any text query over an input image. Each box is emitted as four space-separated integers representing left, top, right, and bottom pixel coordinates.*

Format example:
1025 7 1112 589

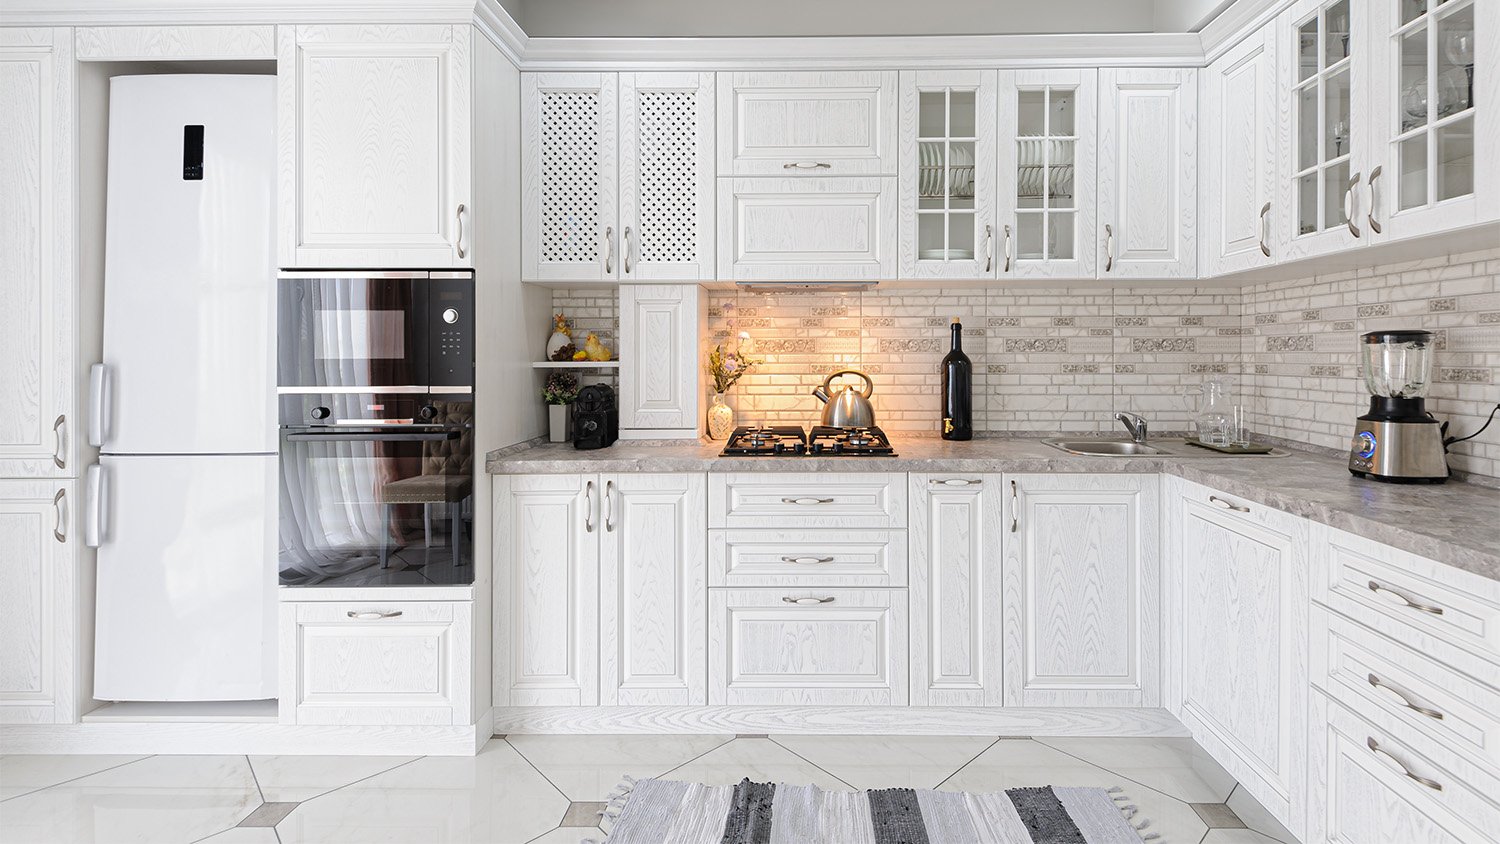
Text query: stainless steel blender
1349 330 1448 483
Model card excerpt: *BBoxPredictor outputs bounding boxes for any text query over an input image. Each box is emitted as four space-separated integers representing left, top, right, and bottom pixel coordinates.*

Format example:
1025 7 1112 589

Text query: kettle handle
821 369 874 398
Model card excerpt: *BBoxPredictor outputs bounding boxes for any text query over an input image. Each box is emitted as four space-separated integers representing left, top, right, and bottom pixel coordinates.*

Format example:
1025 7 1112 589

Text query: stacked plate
918 141 975 198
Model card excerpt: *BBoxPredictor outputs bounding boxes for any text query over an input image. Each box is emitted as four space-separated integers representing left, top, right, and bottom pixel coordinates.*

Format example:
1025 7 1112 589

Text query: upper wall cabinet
898 71 997 279
278 25 471 269
717 71 897 176
1098 68 1198 279
523 72 618 281
1202 23 1280 275
0 28 75 479
620 73 716 281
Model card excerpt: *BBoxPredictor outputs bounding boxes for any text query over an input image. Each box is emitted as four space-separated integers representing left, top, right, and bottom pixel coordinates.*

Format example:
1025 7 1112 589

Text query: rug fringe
591 775 640 842
1110 787 1159 844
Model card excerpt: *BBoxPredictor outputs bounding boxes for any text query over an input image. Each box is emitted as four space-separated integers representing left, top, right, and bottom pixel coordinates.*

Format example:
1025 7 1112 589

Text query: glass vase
707 393 735 440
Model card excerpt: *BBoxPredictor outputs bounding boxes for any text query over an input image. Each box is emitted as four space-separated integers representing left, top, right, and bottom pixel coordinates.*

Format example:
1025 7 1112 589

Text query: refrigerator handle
88 363 110 448
84 463 105 548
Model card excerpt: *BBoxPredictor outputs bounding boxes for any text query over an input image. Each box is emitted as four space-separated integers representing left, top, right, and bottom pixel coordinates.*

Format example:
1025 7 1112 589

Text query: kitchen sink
1045 438 1162 456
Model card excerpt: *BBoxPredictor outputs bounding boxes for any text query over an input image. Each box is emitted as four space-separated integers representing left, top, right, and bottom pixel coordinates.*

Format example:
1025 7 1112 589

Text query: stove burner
721 425 808 456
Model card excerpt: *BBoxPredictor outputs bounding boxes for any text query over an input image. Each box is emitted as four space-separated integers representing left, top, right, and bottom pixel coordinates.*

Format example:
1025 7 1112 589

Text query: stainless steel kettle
812 369 876 428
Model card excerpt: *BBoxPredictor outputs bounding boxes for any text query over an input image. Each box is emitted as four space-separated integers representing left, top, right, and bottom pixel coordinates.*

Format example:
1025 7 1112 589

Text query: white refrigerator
88 75 278 702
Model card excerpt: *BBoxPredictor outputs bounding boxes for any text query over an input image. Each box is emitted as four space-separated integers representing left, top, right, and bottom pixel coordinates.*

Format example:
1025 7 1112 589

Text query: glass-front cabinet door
997 69 1097 279
898 70 996 279
1368 0 1495 240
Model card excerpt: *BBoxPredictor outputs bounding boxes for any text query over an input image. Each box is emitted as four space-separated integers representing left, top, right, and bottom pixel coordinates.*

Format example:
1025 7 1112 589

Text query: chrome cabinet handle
1367 737 1442 791
1346 173 1362 238
52 489 66 543
454 204 466 259
1367 580 1444 615
53 414 66 469
930 478 980 486
1104 224 1114 272
604 226 615 274
983 224 993 272
346 610 403 620
781 555 834 565
782 497 833 505
1367 166 1383 234
1209 495 1249 513
1368 674 1443 720
782 596 835 605
623 226 632 274
584 480 596 533
1259 202 1272 257
1003 224 1012 272
1009 479 1018 533
604 480 615 532
783 161 831 170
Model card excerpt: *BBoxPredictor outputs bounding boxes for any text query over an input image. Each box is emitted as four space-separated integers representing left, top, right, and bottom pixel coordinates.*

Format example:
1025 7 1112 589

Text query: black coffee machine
572 384 619 450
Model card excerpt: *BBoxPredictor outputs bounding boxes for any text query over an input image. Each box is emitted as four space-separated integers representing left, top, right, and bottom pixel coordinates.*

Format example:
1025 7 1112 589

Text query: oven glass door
278 274 429 389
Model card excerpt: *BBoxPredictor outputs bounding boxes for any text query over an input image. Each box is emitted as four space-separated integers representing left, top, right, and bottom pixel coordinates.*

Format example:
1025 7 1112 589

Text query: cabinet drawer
708 588 908 706
1310 691 1500 844
717 71 897 175
709 473 906 529
279 600 472 726
1315 608 1500 777
1317 526 1500 669
709 529 907 587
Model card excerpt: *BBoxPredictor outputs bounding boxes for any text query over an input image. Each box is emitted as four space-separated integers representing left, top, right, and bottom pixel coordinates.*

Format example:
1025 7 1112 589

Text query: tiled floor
0 735 1296 844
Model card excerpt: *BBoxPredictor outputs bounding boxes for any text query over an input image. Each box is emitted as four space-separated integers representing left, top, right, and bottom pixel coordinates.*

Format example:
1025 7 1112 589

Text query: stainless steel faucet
1114 412 1148 444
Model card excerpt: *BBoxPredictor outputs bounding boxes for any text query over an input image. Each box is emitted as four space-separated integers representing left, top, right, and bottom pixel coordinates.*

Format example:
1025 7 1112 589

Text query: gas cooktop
720 425 897 457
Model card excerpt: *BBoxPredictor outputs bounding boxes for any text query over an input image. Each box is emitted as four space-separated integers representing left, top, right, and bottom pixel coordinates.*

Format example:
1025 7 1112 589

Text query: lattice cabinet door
522 72 619 281
619 72 715 281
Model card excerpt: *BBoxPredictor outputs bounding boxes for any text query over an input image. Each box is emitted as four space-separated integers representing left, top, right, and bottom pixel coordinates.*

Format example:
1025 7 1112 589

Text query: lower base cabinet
0 480 77 725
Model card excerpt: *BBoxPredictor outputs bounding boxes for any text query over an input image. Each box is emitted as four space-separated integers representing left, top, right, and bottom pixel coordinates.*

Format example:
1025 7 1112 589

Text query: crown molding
470 0 524 66
0 0 480 27
1198 0 1288 63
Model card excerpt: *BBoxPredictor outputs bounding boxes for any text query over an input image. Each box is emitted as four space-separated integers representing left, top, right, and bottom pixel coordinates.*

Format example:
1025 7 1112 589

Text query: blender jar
1361 330 1434 398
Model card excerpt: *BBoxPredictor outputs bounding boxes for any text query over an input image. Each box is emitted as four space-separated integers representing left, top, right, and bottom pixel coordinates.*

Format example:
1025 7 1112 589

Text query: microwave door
277 273 429 389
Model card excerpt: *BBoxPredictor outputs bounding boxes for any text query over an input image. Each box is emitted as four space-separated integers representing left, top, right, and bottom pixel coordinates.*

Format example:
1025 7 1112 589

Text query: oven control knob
310 406 330 420
442 308 459 325
418 405 437 421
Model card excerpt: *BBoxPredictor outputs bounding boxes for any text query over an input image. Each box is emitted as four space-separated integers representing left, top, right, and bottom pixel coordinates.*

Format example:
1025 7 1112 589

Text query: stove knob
773 442 785 453
418 404 438 421
310 406 330 420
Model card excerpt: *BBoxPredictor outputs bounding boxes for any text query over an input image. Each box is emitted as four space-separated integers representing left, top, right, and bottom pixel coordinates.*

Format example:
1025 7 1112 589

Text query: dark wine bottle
941 317 973 441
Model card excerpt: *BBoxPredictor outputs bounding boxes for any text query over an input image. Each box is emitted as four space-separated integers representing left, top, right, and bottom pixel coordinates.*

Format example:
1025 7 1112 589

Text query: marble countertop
487 436 1500 583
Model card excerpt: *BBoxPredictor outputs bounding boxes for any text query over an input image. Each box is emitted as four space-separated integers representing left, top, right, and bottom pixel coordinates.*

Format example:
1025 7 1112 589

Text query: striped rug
593 777 1160 843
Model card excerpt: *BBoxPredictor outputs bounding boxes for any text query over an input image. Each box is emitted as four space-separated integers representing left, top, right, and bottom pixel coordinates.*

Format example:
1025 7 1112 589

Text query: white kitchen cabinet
709 529 908 589
717 71 898 176
908 474 1002 707
1003 474 1159 708
708 588 908 706
599 473 707 706
493 473 599 707
0 28 75 479
0 480 77 724
620 72 716 281
277 25 471 268
1098 68 1198 279
1169 479 1310 839
618 284 705 438
1202 21 1281 274
709 472 907 530
522 72 619 281
898 71 997 279
716 175 898 281
996 68 1099 280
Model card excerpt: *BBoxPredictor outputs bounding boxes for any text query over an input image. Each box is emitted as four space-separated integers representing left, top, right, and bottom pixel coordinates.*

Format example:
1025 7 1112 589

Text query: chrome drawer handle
782 497 834 505
1258 202 1272 257
1367 166 1383 235
1104 224 1114 272
930 478 980 486
584 481 595 533
53 489 66 543
1002 224 1012 272
347 610 403 620
1208 495 1249 513
1367 580 1444 615
1367 737 1442 792
53 414 66 469
1346 172 1362 238
782 596 835 605
983 224 992 273
783 161 831 170
1368 674 1443 720
781 555 834 565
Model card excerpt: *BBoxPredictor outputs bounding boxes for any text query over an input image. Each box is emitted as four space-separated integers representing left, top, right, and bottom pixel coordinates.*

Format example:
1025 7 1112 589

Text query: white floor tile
247 755 418 802
526 827 604 844
1202 831 1287 844
661 737 852 791
940 739 1210 844
196 828 281 844
0 756 261 844
506 734 732 801
0 754 147 801
768 734 997 790
1036 736 1238 802
274 741 567 844
1226 784 1296 844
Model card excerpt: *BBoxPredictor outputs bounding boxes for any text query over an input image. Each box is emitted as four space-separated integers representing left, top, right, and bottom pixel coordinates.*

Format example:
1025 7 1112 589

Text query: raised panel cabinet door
492 474 599 707
618 284 703 436
1176 484 1309 839
708 588 908 706
599 473 707 706
522 72 619 281
1002 474 1160 708
0 480 76 724
717 71 898 176
898 70 998 279
278 25 471 268
1098 68 1198 279
1202 22 1280 275
716 176 898 281
620 72 715 281
0 29 74 478
908 474 1002 707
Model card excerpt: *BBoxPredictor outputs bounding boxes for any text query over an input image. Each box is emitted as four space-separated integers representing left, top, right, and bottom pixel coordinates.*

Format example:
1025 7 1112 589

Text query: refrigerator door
101 75 276 455
93 454 276 701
